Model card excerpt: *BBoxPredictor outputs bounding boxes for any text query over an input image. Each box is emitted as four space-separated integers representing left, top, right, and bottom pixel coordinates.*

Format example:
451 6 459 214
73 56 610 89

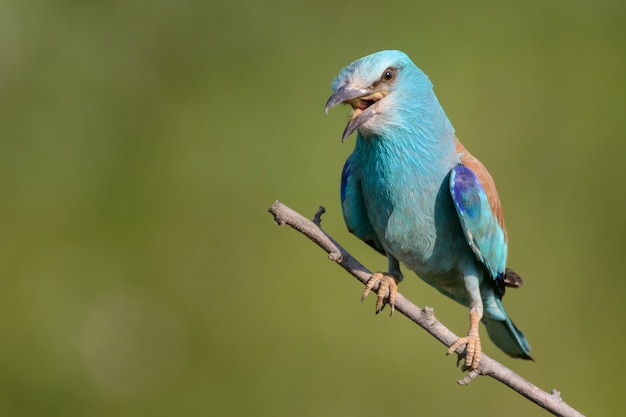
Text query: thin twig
268 200 585 417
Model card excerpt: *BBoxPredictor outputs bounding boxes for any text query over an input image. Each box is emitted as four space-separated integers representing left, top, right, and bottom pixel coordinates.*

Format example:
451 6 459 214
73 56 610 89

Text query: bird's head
325 50 433 142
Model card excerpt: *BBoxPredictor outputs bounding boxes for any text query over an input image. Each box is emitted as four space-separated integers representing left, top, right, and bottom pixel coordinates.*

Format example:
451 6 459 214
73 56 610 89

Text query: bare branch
268 200 585 417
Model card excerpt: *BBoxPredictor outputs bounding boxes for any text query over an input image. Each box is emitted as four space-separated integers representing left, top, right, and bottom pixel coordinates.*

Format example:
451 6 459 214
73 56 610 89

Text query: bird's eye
381 68 396 82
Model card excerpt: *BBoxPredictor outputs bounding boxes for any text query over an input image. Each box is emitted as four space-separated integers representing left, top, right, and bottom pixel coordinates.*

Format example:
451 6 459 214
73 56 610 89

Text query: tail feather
483 299 532 359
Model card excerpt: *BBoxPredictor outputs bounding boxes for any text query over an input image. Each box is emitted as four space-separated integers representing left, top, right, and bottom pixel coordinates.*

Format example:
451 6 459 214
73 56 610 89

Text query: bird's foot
447 333 482 370
446 310 482 370
361 272 400 315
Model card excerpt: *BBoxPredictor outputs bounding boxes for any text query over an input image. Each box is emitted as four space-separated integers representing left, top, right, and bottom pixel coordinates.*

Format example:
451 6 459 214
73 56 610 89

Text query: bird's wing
449 163 508 295
341 155 385 255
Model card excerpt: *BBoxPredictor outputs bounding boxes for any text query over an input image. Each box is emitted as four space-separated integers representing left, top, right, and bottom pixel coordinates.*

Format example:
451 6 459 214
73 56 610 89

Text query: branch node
422 306 436 325
457 369 481 385
312 206 326 227
328 250 343 262
551 389 562 400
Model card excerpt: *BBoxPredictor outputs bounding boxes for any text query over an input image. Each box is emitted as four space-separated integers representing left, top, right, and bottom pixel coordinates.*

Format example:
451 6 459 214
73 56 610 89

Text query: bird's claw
446 309 482 370
361 272 399 315
447 333 481 370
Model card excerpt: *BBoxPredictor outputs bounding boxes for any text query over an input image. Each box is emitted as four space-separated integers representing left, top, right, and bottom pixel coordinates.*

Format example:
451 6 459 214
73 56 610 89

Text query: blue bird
324 50 531 369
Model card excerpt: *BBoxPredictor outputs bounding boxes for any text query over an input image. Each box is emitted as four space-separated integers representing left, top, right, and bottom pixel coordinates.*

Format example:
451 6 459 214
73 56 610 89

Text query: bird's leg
361 256 402 315
447 271 484 369
447 309 482 370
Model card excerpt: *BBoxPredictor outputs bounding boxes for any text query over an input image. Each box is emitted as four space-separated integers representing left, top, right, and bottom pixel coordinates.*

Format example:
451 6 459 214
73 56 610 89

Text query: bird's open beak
325 86 388 142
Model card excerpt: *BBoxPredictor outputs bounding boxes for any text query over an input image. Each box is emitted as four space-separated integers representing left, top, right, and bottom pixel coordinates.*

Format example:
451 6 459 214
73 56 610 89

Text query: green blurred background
1 0 624 415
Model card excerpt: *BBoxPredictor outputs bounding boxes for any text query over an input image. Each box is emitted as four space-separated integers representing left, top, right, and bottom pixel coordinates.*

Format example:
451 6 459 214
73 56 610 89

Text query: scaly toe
361 272 399 316
361 272 381 302
447 337 467 356
447 334 482 370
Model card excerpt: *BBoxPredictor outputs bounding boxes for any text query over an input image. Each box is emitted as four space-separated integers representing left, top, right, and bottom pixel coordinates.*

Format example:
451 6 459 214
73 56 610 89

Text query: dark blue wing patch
450 165 508 295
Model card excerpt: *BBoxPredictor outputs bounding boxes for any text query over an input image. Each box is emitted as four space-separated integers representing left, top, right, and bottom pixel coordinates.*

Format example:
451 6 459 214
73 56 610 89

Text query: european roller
324 50 531 369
